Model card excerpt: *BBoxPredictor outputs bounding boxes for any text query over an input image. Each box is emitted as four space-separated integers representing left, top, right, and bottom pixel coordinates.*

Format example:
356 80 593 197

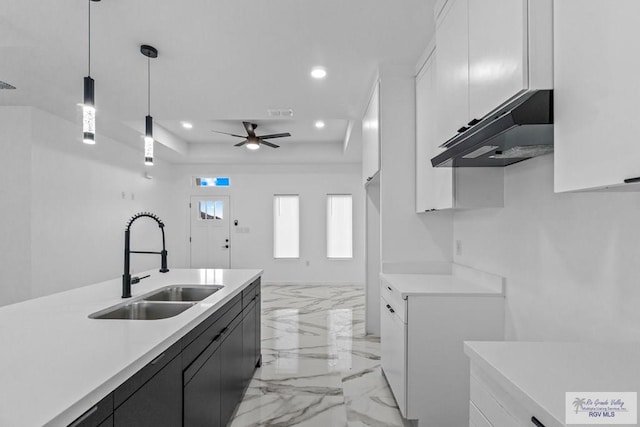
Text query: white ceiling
1 0 435 164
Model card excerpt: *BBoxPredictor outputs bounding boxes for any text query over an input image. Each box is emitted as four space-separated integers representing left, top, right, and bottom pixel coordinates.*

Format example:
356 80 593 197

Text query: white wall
172 163 365 285
454 154 640 342
0 107 178 305
379 64 453 268
0 108 32 305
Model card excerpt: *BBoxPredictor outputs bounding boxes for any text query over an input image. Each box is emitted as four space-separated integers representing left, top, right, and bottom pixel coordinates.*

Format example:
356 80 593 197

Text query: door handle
222 245 229 249
531 416 546 427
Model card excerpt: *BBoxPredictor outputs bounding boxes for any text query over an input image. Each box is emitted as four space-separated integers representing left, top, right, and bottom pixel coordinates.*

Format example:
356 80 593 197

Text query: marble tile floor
229 284 410 427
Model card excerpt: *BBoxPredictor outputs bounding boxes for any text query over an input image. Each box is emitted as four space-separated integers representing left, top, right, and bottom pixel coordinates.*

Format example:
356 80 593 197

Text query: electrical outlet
455 240 463 256
306 260 310 266
121 191 126 199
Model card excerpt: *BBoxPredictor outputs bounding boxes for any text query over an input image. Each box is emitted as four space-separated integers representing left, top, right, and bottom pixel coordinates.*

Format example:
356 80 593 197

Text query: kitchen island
0 268 262 426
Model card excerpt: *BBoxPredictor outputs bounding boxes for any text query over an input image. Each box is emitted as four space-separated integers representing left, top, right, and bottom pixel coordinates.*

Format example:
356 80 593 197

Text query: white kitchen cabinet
554 0 640 192
380 268 504 426
416 48 503 212
468 0 527 121
362 81 380 185
434 0 552 145
416 48 453 212
435 0 469 144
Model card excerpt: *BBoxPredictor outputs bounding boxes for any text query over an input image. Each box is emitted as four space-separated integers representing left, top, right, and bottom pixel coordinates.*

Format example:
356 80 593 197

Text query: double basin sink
90 285 223 320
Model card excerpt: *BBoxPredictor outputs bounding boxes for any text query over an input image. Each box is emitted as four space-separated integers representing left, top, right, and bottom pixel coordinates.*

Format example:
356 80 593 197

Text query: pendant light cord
147 57 151 115
88 0 91 76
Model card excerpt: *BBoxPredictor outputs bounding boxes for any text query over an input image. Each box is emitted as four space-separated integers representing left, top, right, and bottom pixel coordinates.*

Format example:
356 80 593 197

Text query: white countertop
465 341 640 427
380 273 504 298
0 268 262 427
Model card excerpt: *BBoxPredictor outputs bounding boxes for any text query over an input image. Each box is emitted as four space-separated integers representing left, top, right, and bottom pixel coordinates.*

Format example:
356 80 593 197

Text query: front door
190 196 231 268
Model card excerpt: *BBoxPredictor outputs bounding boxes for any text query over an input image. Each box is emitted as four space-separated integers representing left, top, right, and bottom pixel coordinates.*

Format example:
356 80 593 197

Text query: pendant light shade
82 77 96 144
82 0 100 145
141 45 158 166
144 115 154 165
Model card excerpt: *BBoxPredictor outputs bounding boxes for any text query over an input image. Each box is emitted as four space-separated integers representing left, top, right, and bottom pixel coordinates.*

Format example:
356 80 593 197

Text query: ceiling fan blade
257 132 291 139
211 130 246 138
242 121 257 137
234 139 248 147
261 140 280 148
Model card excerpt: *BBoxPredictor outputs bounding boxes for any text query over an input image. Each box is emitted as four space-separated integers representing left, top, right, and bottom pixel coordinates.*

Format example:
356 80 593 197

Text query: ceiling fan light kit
211 121 291 150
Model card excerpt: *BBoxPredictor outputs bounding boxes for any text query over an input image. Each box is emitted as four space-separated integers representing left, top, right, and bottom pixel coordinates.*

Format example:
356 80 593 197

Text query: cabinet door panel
416 56 437 212
416 51 455 211
468 0 527 121
255 289 261 366
362 82 380 184
380 297 407 417
220 316 244 426
184 346 221 427
243 298 257 385
554 0 640 192
435 0 469 144
114 355 181 427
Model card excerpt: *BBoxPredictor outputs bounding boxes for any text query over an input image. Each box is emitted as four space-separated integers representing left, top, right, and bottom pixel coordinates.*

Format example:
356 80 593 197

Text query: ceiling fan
212 121 291 150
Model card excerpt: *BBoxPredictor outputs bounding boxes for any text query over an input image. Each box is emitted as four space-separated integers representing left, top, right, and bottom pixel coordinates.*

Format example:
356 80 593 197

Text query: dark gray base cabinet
68 278 261 427
113 355 182 427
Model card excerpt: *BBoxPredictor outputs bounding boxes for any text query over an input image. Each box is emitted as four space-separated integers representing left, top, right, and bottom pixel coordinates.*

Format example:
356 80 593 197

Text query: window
194 177 230 187
198 200 224 220
274 195 299 258
327 194 353 259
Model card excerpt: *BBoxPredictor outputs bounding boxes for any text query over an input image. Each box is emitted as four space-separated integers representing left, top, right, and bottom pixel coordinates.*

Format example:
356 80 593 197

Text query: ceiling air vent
0 81 16 90
267 108 294 117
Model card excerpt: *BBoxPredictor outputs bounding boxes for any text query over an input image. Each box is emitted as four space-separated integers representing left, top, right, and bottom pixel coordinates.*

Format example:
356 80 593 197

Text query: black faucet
122 212 169 298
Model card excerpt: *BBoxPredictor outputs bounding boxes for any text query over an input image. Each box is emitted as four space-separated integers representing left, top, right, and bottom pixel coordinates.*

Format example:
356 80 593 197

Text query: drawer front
470 401 493 427
181 293 242 351
114 343 181 408
380 278 407 322
182 297 242 368
470 374 522 427
242 279 259 309
68 394 113 427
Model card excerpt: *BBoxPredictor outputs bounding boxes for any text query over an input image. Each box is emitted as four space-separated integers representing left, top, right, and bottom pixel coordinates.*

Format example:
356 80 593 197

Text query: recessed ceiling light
181 122 193 129
310 67 327 79
315 120 325 129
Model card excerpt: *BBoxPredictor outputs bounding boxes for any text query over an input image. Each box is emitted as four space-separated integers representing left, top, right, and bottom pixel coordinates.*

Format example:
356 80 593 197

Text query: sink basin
90 301 196 320
143 285 223 302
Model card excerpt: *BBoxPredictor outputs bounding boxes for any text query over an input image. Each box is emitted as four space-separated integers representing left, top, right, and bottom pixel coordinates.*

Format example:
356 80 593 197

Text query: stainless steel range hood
431 90 554 167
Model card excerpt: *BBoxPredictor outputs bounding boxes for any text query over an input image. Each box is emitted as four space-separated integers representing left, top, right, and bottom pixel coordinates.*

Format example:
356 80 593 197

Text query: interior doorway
190 195 231 268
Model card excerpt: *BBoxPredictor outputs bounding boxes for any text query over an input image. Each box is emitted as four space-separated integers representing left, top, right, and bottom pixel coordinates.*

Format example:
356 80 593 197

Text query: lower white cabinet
380 272 504 426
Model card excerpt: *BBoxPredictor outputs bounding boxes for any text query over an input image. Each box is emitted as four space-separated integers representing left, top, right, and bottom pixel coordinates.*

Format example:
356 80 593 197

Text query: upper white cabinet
362 82 380 185
416 48 503 212
435 0 469 145
416 50 453 212
468 0 527 121
435 0 552 144
554 0 640 192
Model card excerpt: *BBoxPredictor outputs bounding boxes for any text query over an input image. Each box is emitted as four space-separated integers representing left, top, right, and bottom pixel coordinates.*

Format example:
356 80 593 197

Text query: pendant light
82 0 101 145
141 45 158 166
